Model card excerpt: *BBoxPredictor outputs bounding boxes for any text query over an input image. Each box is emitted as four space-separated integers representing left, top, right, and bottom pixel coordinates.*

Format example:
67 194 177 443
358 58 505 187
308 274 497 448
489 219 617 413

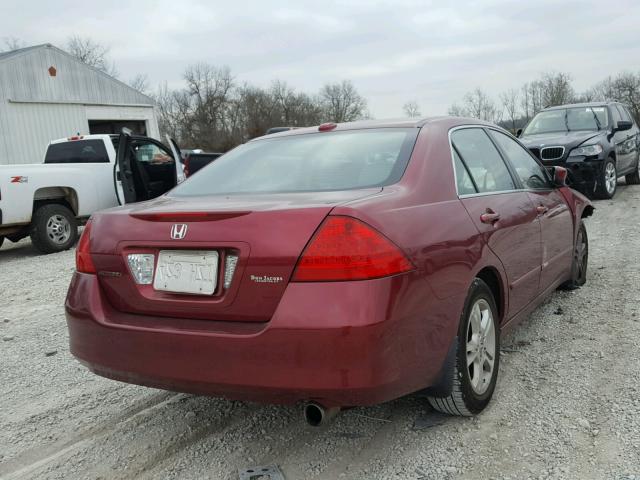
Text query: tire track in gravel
312 401 412 480
126 402 266 480
0 391 178 479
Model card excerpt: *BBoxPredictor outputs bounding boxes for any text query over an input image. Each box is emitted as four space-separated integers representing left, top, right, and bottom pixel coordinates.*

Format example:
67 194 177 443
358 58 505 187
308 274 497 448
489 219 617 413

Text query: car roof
249 116 492 141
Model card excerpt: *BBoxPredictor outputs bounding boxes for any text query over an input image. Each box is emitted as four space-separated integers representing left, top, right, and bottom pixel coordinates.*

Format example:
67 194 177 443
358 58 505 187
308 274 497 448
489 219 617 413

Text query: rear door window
488 130 551 190
44 140 109 164
610 105 623 125
616 105 632 123
451 128 515 193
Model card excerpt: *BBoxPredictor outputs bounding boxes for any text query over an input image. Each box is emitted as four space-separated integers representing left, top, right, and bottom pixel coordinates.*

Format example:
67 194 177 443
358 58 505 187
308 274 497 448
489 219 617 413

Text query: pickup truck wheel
30 204 78 254
427 278 500 416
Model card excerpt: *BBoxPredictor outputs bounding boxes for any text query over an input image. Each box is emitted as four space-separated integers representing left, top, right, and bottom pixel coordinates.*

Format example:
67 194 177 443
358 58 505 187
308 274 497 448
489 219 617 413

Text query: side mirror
614 120 632 132
552 166 568 186
516 128 523 138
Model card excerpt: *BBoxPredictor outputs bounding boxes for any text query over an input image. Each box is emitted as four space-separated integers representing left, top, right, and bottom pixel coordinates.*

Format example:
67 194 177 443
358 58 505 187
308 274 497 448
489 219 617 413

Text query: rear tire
427 278 500 416
559 221 588 290
594 158 617 199
625 155 640 185
30 204 78 254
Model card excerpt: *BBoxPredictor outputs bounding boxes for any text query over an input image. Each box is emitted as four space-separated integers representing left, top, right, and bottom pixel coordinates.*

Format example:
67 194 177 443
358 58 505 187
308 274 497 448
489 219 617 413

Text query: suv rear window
44 140 109 164
172 128 419 196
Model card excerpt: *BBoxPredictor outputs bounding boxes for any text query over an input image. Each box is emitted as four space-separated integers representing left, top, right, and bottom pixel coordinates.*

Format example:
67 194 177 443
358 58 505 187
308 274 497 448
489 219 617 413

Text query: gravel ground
1 184 639 480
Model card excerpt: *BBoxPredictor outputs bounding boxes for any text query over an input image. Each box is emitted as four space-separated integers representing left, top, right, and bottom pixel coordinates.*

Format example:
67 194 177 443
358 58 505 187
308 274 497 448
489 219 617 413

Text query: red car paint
65 117 592 407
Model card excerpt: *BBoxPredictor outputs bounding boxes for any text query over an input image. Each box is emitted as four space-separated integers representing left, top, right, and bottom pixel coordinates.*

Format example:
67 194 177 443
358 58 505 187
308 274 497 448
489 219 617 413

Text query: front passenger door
488 130 574 290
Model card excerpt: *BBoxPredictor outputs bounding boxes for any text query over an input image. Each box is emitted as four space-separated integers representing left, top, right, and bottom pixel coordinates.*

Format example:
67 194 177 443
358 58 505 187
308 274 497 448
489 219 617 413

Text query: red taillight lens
76 220 96 274
292 216 414 282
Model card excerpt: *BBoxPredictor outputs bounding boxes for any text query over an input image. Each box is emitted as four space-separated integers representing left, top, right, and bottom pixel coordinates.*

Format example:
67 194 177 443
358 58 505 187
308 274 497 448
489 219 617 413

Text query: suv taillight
76 220 96 274
291 216 414 282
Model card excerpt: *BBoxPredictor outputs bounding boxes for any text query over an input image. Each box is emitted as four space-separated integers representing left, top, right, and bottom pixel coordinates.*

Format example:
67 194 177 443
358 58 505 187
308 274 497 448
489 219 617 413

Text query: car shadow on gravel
0 241 44 260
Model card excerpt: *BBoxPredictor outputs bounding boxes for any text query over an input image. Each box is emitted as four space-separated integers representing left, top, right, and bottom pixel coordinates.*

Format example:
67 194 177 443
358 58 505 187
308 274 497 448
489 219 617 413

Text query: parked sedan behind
518 102 640 199
65 117 593 425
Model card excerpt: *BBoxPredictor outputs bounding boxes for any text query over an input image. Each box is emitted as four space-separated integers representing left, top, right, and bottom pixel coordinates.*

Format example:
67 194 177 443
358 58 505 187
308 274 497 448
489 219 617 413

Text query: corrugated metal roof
0 43 155 105
0 43 52 63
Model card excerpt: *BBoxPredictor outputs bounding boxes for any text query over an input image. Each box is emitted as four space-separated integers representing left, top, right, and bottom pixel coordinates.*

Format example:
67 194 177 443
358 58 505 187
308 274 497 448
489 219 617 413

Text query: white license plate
153 250 218 295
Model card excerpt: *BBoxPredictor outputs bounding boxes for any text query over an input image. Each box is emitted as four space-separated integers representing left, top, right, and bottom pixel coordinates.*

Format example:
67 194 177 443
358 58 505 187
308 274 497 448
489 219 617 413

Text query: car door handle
536 205 548 215
480 210 501 224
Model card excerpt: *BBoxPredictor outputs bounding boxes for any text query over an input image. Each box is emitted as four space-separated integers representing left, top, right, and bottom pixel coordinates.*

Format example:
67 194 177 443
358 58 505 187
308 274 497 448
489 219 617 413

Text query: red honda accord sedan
66 117 593 423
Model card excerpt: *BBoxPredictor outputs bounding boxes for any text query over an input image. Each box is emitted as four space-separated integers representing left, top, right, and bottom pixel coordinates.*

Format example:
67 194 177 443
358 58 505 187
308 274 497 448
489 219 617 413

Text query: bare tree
152 82 181 141
66 35 118 77
319 80 367 123
128 74 150 95
455 88 501 123
1 36 26 52
403 100 421 118
182 63 236 150
540 72 574 107
590 72 640 123
448 103 466 117
500 89 520 132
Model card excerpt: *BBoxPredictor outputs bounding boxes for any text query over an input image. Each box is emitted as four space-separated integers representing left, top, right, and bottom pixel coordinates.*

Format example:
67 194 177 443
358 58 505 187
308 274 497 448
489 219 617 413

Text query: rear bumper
65 272 458 407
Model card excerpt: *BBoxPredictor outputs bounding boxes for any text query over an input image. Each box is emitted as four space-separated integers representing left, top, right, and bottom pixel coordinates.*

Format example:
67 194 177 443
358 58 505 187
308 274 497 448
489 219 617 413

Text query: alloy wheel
605 162 617 195
466 298 496 395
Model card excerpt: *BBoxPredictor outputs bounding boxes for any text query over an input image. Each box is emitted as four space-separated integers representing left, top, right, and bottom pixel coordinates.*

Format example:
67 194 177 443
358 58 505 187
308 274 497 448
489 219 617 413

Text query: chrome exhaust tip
303 402 340 427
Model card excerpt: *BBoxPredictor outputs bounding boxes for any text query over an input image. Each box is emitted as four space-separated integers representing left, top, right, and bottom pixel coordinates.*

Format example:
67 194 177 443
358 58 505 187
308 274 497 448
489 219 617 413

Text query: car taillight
292 216 414 282
76 220 96 274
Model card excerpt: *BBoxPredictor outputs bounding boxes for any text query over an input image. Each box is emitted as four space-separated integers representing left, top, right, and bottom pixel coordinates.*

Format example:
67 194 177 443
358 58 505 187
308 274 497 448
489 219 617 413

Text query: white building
0 43 159 165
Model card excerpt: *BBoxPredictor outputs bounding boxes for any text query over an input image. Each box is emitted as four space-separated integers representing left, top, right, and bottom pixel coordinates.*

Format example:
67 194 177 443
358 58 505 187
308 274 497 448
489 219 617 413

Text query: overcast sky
2 0 639 117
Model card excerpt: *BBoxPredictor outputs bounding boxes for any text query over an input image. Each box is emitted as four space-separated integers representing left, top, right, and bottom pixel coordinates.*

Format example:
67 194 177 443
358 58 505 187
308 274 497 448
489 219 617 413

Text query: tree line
449 71 640 132
153 66 368 152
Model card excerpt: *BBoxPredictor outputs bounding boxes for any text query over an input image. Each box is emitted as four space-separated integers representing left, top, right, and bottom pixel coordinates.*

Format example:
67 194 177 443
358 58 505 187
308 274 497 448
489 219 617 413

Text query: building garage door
89 120 147 135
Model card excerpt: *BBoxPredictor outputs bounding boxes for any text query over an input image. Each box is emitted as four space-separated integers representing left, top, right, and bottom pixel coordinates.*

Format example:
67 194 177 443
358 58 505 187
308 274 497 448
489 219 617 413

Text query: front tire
560 220 588 290
625 154 640 185
427 278 500 416
30 204 78 254
594 158 617 199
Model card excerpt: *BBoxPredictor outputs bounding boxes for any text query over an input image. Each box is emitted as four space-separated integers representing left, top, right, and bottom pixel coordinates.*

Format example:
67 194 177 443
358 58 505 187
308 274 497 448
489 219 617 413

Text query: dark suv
518 102 640 199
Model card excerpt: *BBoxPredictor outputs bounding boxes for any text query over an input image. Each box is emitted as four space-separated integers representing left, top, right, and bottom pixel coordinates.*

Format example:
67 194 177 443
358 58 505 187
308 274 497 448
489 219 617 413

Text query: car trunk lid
90 189 381 322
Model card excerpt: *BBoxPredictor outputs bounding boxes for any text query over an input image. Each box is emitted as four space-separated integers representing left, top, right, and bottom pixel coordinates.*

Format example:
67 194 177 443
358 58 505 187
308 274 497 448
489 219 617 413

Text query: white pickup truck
0 132 185 253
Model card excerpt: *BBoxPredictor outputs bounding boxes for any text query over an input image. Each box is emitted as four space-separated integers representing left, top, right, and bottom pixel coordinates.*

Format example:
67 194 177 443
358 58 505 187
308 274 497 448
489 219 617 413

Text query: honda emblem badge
170 224 188 240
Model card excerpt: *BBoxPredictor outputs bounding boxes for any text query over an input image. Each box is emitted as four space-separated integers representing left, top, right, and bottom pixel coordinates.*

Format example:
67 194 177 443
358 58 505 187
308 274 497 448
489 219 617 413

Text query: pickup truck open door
166 135 186 184
115 130 137 205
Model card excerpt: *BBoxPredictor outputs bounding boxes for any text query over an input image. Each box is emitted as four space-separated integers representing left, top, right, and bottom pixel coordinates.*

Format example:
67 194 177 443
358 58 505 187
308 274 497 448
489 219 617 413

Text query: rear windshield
44 140 109 164
171 128 418 196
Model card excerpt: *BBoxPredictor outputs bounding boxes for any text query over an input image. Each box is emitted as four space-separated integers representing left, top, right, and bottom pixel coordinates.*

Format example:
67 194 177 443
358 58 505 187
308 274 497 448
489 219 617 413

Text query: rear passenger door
451 127 542 319
488 129 573 290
